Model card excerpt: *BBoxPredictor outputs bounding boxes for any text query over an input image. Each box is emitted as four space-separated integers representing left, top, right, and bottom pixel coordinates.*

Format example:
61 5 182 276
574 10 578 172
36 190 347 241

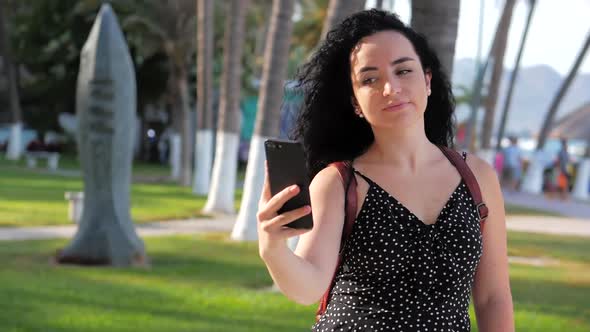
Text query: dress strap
351 168 376 187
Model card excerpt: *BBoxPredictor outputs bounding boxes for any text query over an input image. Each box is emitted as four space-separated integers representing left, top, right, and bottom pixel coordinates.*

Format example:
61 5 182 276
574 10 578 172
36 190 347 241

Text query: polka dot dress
313 153 483 332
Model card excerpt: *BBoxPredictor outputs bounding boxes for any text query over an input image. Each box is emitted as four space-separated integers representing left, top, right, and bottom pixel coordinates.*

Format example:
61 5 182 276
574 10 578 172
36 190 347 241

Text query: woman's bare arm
259 166 346 305
468 155 515 332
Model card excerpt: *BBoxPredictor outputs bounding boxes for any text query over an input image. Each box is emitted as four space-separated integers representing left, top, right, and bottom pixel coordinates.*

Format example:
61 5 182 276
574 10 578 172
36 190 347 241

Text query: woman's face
349 30 431 132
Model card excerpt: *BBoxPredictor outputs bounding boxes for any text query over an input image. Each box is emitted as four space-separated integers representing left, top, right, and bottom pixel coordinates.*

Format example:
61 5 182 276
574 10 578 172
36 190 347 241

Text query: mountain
451 58 590 136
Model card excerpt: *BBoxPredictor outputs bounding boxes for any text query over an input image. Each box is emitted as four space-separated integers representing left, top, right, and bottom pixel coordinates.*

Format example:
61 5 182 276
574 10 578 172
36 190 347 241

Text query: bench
25 151 60 170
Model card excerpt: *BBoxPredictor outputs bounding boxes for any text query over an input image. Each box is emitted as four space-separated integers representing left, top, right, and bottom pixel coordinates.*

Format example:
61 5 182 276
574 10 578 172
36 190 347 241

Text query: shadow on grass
0 258 311 331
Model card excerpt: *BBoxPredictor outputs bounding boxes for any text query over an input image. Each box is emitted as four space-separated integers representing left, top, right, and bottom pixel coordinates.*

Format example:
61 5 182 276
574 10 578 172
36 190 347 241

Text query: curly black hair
291 9 456 178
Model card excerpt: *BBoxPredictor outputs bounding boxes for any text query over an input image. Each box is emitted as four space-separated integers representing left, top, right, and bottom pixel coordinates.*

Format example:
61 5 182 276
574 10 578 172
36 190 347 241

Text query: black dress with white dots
312 154 483 332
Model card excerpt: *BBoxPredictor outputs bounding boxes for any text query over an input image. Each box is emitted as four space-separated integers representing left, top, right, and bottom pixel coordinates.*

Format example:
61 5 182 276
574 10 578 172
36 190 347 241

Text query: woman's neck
361 126 439 174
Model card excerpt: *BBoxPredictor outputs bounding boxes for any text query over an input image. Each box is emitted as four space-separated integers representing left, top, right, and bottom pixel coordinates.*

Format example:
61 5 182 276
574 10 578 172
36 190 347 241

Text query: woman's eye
397 69 412 75
362 77 377 85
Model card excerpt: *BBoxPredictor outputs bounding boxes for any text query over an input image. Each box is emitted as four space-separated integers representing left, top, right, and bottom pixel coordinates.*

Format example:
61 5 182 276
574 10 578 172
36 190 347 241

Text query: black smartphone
264 138 313 229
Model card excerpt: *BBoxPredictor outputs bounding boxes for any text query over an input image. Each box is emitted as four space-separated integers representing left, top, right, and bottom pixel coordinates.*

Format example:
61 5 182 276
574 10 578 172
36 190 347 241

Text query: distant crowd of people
495 137 573 200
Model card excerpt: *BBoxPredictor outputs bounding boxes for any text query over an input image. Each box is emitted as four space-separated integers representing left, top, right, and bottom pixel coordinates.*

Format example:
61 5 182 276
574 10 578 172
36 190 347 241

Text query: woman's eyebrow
391 56 415 65
357 57 416 74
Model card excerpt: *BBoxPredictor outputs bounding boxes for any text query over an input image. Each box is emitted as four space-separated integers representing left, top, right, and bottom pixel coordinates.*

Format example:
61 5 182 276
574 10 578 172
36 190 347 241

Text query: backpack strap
316 161 357 321
438 146 489 231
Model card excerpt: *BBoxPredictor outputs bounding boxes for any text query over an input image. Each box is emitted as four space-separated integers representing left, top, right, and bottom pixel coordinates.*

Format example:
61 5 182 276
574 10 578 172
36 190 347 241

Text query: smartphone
264 138 313 229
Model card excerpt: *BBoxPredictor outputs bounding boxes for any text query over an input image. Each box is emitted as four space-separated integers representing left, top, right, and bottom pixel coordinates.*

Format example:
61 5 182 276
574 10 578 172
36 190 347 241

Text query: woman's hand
257 165 312 260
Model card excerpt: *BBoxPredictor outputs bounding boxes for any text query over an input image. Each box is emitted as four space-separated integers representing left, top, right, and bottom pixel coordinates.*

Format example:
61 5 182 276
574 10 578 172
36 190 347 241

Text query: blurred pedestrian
502 136 522 191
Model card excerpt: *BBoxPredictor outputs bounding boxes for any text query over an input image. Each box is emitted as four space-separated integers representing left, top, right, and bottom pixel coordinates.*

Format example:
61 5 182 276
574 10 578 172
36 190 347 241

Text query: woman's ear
350 96 364 118
425 69 432 96
425 69 432 91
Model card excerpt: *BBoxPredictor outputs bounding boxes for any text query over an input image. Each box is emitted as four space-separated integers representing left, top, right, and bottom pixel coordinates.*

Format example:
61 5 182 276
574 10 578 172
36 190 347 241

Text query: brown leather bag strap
316 161 357 321
438 146 489 231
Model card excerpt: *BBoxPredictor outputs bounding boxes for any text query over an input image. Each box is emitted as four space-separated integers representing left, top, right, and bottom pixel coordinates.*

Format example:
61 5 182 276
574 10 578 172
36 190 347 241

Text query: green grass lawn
0 155 245 227
1 154 559 227
0 231 589 331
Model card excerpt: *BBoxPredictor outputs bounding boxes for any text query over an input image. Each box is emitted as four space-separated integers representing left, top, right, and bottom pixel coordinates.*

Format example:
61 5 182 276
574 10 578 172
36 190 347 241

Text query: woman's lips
382 102 409 112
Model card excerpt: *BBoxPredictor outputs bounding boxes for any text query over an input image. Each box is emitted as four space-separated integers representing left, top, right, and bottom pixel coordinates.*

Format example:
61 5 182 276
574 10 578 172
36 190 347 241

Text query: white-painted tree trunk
231 135 267 241
6 122 22 160
170 134 181 180
192 129 214 195
573 158 590 200
521 150 547 194
476 148 495 166
203 131 240 213
287 235 299 251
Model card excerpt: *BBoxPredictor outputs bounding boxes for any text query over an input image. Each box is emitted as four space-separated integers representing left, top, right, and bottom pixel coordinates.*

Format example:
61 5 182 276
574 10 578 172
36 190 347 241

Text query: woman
257 9 513 331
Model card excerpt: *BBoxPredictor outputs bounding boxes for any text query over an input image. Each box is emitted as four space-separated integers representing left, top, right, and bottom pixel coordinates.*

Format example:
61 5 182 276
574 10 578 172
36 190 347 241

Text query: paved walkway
0 216 235 241
503 189 590 219
1 187 589 241
1 213 589 241
505 215 590 237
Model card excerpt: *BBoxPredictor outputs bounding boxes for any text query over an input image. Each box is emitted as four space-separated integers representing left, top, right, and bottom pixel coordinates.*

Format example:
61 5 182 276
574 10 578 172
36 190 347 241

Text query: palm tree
231 0 296 241
480 0 516 151
495 0 536 150
462 0 487 151
203 0 249 213
521 30 590 195
411 0 461 76
0 0 23 160
321 0 365 39
123 1 197 185
536 31 590 150
192 0 215 193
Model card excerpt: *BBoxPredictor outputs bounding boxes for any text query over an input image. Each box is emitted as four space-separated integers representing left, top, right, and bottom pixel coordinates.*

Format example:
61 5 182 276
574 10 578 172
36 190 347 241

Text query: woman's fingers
258 184 301 221
258 162 272 207
281 226 312 239
261 205 311 230
267 184 300 212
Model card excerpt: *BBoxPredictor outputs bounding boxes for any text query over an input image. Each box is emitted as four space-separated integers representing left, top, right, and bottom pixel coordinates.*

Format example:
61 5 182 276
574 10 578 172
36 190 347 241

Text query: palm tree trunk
178 66 193 187
204 0 249 214
480 0 516 150
462 0 487 152
521 30 590 195
495 0 536 151
232 0 295 241
0 1 23 160
321 0 366 39
168 95 182 180
536 31 590 150
411 0 461 76
193 0 215 194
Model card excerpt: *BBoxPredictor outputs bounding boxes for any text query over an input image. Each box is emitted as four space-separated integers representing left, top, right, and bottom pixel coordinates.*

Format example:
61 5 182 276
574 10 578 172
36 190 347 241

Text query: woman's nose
383 80 401 97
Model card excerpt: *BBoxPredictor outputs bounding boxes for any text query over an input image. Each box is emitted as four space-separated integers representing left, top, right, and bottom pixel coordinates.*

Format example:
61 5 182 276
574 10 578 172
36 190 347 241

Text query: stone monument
55 4 147 266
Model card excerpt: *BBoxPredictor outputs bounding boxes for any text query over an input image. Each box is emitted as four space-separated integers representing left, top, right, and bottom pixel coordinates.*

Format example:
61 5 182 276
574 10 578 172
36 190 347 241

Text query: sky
365 0 590 75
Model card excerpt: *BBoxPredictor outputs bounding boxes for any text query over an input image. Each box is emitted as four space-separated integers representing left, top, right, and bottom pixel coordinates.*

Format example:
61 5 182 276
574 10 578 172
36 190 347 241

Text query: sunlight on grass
0 232 589 331
0 157 229 227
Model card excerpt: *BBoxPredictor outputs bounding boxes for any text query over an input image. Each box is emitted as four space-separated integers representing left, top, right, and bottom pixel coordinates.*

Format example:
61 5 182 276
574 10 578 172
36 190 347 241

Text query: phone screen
264 139 313 229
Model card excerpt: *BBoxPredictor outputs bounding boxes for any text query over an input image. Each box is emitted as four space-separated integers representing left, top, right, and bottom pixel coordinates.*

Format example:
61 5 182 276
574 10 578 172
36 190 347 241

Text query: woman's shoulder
310 163 348 190
463 152 498 180
309 163 348 208
462 151 503 199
